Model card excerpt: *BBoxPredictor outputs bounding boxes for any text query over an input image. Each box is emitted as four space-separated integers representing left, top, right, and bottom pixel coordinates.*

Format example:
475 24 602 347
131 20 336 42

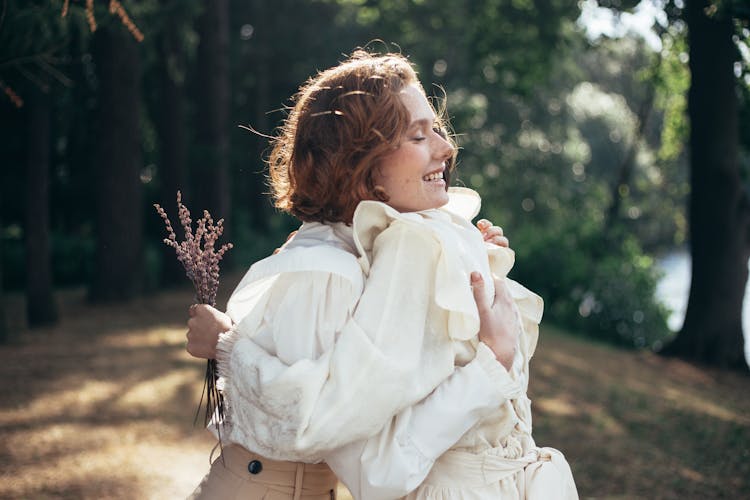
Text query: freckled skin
375 84 455 213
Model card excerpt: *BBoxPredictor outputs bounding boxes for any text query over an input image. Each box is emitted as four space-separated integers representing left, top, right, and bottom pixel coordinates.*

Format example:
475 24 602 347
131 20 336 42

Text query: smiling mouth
422 171 445 182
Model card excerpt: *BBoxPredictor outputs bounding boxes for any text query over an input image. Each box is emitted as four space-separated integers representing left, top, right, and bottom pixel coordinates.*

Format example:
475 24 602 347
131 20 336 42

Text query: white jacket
213 189 571 499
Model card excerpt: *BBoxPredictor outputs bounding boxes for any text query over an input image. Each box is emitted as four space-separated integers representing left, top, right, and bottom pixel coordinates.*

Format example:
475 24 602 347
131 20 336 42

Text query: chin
432 193 450 209
416 198 449 212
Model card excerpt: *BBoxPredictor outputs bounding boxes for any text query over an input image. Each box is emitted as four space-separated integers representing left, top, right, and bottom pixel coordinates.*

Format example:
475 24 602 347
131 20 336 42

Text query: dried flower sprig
60 0 144 42
154 191 233 432
109 0 144 42
0 80 23 108
85 0 97 32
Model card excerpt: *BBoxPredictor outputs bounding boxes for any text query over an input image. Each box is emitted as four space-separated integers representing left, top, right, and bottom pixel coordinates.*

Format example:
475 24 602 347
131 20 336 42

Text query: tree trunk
25 87 58 326
245 0 271 231
0 201 6 344
192 0 231 232
663 0 750 370
89 27 144 302
156 6 189 286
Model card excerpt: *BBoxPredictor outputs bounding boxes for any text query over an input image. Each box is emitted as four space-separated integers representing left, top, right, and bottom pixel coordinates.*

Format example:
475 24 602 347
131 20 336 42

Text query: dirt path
1 285 748 499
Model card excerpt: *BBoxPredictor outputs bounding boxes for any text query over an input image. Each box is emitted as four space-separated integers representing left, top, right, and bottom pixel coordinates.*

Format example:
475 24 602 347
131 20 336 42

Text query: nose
432 131 455 162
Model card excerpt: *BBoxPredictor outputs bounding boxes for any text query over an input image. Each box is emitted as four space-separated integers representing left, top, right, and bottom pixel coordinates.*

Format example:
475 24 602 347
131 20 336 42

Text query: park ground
0 280 748 500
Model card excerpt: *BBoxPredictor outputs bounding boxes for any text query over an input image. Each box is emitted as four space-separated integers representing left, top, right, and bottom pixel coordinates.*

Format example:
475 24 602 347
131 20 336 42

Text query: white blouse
214 188 555 499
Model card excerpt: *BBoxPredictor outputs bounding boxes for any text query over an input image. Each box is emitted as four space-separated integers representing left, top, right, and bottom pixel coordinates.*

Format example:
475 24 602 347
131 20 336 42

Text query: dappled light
529 326 750 499
0 287 216 499
1 290 747 498
2 0 749 498
533 396 580 418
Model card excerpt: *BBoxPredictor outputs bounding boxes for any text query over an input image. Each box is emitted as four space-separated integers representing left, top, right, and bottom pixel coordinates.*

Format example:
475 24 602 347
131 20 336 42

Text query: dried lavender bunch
154 191 233 431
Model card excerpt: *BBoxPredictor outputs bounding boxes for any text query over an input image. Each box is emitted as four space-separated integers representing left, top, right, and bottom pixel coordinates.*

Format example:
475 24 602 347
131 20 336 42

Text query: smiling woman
373 84 454 213
266 51 455 224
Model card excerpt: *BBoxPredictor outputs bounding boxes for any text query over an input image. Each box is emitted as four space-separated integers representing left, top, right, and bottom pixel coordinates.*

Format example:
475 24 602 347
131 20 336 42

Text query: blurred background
1 0 749 498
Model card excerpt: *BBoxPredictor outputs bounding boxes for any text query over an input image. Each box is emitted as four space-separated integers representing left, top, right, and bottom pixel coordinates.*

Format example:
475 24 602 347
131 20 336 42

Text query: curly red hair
268 50 456 224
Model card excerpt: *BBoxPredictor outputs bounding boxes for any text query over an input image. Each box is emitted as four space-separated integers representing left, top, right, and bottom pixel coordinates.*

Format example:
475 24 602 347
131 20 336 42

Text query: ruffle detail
352 188 544 352
442 186 482 220
504 279 543 360
352 198 489 344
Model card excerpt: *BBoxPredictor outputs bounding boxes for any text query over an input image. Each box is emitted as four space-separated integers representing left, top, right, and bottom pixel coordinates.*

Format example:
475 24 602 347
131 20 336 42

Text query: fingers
482 226 504 239
470 272 490 315
185 327 200 357
185 325 210 359
488 235 509 247
477 220 509 247
189 303 214 317
477 219 501 236
492 277 512 307
274 230 299 255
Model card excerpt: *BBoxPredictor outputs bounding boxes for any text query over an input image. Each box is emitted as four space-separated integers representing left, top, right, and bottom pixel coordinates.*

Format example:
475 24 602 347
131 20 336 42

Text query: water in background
655 250 750 366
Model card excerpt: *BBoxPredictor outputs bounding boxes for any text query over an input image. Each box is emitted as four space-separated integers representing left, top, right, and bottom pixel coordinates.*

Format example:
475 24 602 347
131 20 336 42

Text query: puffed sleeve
215 222 457 462
325 342 524 500
486 244 544 361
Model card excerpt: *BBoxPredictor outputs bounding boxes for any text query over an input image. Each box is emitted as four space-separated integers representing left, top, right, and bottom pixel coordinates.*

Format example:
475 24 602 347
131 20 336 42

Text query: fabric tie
427 446 578 499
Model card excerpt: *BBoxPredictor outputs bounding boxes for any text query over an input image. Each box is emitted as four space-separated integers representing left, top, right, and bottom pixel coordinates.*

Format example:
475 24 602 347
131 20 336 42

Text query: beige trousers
189 444 337 500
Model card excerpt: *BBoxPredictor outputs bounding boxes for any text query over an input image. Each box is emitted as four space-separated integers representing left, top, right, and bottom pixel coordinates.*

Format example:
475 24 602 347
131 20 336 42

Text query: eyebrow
408 117 437 130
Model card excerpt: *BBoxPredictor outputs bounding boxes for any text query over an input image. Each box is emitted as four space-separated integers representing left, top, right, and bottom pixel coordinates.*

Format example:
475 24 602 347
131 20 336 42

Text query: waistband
215 444 338 495
425 446 556 487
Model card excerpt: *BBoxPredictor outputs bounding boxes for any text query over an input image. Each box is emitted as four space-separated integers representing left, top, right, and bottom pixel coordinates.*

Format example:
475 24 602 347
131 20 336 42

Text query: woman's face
374 83 454 213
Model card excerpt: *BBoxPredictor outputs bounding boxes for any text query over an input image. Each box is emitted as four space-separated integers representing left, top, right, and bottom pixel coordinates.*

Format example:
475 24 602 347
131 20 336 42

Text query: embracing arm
325 259 523 499
214 223 452 461
185 219 521 464
326 341 522 500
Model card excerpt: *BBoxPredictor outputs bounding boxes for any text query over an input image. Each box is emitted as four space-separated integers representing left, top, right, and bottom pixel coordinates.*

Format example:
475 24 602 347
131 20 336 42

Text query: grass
0 282 748 499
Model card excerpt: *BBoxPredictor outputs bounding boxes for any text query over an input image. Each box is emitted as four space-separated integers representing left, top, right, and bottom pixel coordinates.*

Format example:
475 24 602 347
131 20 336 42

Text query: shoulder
226 230 363 324
251 222 362 283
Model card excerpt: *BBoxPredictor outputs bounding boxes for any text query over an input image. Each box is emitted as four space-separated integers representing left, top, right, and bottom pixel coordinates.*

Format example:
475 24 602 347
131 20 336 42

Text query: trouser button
247 460 263 474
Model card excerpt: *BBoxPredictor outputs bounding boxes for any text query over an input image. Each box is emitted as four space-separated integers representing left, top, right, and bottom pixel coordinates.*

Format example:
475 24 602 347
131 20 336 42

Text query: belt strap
293 462 304 500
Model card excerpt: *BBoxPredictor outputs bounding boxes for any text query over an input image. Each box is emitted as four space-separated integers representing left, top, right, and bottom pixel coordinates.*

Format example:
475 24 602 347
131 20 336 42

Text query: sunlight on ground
534 396 579 417
1 379 120 425
1 291 748 499
659 385 750 425
115 369 199 410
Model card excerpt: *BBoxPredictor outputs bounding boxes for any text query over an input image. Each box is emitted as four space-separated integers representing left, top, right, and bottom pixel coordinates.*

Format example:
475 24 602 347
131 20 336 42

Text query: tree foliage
2 0 746 361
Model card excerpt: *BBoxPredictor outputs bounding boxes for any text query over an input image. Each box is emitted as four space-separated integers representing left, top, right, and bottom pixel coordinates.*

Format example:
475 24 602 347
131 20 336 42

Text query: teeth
423 172 443 182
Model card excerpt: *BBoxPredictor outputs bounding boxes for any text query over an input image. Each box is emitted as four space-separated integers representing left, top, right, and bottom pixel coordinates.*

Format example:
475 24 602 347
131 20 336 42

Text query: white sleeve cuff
475 342 523 400
215 326 240 390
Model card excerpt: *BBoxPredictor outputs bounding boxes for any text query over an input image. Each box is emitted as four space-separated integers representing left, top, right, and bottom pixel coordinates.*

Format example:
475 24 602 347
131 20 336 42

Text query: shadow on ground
1 284 748 499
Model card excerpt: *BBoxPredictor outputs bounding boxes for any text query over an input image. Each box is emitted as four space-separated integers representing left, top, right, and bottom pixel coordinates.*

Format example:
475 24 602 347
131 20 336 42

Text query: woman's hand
186 304 233 359
476 219 509 248
273 230 298 255
470 272 520 371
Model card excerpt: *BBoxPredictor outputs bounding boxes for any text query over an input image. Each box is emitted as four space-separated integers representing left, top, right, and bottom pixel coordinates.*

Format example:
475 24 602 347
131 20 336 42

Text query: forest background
0 0 749 498
2 0 749 367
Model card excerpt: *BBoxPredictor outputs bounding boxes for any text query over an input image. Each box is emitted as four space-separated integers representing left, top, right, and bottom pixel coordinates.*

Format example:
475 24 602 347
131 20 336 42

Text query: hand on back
472 219 519 370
